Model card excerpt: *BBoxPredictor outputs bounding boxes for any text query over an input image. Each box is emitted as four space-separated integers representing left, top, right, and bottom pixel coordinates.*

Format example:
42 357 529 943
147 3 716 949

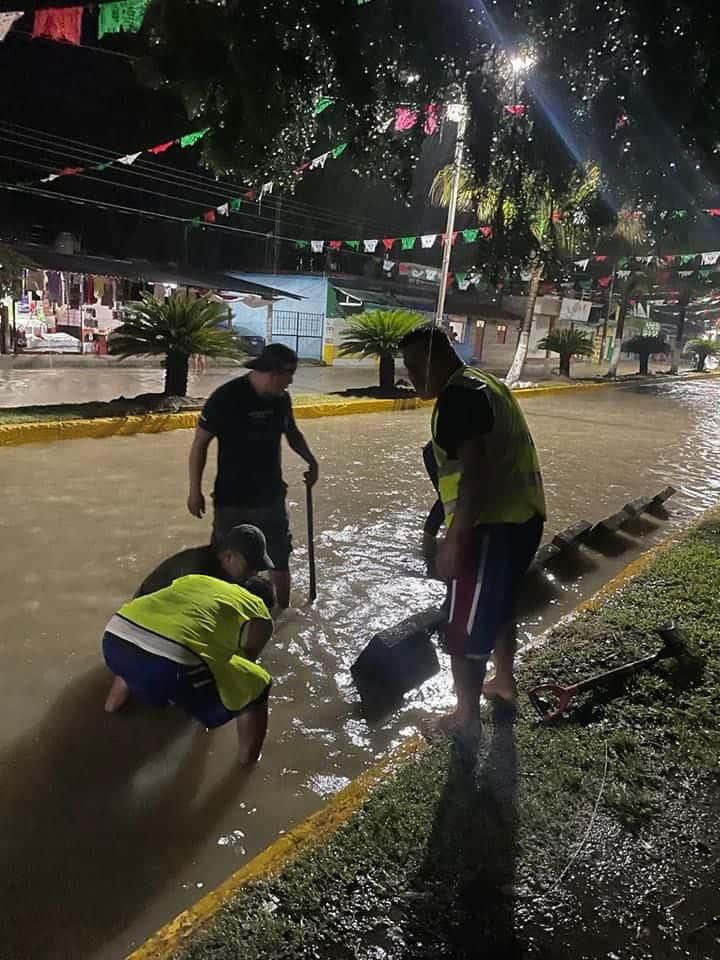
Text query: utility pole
434 100 468 327
272 196 283 275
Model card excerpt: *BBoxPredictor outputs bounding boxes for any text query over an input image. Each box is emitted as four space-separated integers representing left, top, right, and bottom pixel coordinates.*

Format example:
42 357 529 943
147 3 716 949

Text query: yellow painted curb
126 735 425 960
1 372 717 449
128 503 720 959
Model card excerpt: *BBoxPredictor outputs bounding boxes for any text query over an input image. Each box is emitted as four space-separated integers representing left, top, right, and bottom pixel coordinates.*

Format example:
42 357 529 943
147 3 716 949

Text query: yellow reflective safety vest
431 366 546 527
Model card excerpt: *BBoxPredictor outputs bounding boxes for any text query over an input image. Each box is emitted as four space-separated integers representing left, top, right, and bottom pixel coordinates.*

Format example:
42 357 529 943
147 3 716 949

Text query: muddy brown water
1 380 719 959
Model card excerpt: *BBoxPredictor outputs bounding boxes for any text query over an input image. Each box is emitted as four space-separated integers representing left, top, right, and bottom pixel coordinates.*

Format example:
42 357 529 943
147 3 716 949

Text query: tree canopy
147 1 720 216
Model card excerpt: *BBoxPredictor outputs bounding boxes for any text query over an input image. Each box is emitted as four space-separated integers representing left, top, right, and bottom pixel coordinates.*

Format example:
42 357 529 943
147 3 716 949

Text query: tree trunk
0 306 7 355
639 353 650 376
506 261 543 386
696 354 706 373
559 353 571 377
165 351 190 396
379 353 395 395
607 297 628 378
670 306 687 375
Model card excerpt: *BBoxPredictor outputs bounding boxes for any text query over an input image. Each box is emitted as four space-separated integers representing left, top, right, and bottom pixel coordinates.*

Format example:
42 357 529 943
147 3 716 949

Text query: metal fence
272 310 324 360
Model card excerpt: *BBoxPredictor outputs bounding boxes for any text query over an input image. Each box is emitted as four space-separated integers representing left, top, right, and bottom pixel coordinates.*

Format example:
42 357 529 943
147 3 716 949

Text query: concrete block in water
552 521 593 551
623 496 655 517
533 543 563 568
351 606 445 706
653 486 677 505
593 509 631 534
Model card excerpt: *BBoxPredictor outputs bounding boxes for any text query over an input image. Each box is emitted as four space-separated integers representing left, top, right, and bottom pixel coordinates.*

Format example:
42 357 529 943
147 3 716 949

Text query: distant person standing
187 344 319 609
401 327 546 737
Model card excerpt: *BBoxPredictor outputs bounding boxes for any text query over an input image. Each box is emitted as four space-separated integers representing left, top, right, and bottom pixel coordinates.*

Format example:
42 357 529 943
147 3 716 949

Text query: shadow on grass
400 713 520 959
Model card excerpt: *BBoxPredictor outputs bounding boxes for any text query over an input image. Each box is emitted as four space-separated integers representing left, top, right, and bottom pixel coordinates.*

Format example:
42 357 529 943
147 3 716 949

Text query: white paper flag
311 240 324 253
421 234 437 249
216 203 229 216
617 270 631 279
382 259 396 272
260 181 274 200
575 258 590 271
41 174 61 183
310 152 330 170
702 251 720 265
0 11 22 42
118 152 142 166
363 239 379 253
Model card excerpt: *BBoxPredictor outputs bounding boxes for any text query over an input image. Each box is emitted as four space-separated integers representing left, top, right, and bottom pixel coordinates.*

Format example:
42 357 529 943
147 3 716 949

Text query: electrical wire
0 121 408 235
9 28 140 62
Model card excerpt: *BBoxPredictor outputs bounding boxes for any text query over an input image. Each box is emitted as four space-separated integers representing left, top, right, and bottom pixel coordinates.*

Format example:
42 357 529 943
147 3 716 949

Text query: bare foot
482 675 518 705
104 676 130 713
420 711 480 742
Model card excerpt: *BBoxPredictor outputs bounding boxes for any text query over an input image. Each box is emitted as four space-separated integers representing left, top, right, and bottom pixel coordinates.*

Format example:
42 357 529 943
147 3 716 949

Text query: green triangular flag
98 0 150 38
331 143 348 159
346 240 360 251
180 128 210 149
230 198 242 212
314 97 335 116
617 257 630 269
95 163 110 171
295 240 310 249
191 217 201 228
680 254 697 265
462 229 479 244
699 268 711 279
455 272 467 285
401 236 416 250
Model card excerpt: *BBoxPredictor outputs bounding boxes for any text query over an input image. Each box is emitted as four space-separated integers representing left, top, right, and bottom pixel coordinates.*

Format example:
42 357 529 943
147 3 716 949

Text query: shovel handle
528 683 574 722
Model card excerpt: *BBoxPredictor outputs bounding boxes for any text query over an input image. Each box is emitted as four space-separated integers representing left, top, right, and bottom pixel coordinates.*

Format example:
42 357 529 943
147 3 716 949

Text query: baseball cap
246 343 298 372
219 525 274 571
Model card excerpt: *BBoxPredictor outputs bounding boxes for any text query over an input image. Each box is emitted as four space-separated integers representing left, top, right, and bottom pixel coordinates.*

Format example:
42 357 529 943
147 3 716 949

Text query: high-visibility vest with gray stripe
431 367 546 527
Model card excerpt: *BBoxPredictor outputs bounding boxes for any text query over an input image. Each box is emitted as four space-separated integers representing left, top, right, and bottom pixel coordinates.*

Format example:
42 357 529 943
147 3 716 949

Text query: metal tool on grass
528 623 699 722
306 482 317 603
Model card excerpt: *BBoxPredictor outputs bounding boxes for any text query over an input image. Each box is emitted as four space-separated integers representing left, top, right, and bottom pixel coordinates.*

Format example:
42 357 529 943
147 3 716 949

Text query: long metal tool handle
306 483 317 603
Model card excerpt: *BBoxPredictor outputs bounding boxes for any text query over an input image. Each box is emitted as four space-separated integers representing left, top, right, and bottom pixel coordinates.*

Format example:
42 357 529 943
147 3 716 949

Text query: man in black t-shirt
187 344 319 609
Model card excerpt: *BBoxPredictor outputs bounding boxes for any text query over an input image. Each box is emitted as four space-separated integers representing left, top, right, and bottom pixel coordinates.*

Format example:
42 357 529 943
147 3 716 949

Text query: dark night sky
0 12 472 276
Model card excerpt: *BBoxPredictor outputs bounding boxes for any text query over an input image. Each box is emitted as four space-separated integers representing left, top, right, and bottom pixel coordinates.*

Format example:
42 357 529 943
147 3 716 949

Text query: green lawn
171 511 720 960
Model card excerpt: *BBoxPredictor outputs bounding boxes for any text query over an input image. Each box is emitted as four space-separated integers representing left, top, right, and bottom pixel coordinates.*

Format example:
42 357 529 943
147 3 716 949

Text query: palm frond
537 328 594 358
109 294 244 360
338 310 424 359
429 163 479 212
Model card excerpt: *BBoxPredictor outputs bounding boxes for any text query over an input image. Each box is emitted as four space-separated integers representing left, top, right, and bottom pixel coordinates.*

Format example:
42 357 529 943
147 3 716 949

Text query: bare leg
236 699 269 765
104 676 130 713
483 622 518 703
270 570 291 610
431 656 486 738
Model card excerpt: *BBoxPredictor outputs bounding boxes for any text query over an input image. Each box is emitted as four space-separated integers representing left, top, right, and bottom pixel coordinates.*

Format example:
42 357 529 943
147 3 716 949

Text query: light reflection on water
0 378 719 959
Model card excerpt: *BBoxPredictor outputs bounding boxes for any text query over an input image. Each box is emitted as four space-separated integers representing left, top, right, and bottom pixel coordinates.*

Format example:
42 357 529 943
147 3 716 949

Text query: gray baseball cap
219 525 274 570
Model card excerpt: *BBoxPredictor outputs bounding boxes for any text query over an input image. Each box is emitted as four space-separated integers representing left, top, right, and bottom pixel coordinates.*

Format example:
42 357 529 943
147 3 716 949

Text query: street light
510 53 535 74
434 100 468 327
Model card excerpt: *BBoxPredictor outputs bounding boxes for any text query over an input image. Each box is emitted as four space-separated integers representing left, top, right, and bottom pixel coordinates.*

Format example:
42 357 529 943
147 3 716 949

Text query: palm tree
430 162 601 386
537 328 594 378
622 334 670 376
338 310 424 394
606 272 649 378
109 294 243 396
686 338 719 372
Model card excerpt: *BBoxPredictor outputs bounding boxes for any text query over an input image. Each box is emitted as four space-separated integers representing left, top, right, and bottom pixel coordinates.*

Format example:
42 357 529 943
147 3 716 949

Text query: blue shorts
445 515 544 660
102 632 269 729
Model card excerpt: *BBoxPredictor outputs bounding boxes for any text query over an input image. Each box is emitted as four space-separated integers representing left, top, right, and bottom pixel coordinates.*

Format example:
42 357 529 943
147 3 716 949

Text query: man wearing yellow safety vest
401 327 546 736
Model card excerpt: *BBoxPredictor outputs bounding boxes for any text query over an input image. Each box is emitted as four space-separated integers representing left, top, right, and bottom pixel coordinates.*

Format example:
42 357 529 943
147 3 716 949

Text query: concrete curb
126 512 714 960
4 373 718 449
125 735 426 960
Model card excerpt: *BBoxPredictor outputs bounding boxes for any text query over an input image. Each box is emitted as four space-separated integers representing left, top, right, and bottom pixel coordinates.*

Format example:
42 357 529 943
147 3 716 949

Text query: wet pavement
0 379 719 959
0 362 380 407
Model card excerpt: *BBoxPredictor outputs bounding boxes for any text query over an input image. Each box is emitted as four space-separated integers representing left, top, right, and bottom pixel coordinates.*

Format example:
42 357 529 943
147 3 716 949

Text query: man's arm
285 422 319 486
435 434 502 580
188 426 213 518
241 619 274 661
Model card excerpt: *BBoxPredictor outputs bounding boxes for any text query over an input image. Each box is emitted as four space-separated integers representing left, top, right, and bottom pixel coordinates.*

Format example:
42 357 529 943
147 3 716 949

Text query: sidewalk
136 510 720 960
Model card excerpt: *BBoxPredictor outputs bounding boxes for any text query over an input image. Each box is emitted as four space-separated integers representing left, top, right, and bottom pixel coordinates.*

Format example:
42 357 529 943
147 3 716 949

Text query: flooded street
1 379 719 959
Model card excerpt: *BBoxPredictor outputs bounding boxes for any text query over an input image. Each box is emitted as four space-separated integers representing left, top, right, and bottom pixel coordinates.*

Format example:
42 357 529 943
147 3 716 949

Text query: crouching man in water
102 573 276 764
401 327 546 737
134 524 274 600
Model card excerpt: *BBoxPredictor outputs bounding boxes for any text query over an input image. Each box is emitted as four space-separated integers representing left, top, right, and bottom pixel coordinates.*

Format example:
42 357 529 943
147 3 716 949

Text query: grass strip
163 510 720 960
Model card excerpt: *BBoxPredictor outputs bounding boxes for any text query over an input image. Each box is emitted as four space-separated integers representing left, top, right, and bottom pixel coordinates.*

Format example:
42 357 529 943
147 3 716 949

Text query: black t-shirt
200 375 295 507
434 382 494 458
135 545 224 597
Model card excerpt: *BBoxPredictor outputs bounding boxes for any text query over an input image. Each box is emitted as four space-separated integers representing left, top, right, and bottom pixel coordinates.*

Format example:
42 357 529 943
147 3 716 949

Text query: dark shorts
445 514 544 660
213 498 292 572
102 632 270 729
